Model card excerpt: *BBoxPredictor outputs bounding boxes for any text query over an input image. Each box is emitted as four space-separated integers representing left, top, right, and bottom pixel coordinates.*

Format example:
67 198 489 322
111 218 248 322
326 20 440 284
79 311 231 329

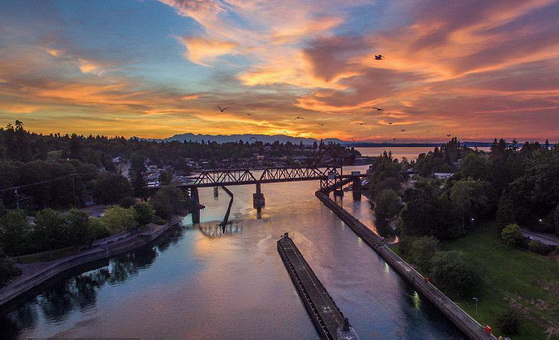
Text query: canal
1 165 464 339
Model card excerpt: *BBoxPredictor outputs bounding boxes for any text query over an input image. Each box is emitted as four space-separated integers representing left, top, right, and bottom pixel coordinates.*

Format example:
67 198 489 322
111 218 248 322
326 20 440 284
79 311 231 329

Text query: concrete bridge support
352 177 362 201
190 187 200 224
253 182 266 209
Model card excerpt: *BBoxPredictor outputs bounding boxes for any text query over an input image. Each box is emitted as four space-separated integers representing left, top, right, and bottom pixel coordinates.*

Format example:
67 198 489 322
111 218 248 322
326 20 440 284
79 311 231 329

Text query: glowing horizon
1 0 558 143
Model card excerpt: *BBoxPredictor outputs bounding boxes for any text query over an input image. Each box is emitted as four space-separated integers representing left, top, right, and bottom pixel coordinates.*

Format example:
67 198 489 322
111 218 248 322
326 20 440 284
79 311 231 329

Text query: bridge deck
278 234 357 340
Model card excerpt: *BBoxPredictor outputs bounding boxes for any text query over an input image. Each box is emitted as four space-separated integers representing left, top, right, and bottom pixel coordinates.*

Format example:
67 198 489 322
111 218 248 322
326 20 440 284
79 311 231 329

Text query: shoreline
0 215 184 313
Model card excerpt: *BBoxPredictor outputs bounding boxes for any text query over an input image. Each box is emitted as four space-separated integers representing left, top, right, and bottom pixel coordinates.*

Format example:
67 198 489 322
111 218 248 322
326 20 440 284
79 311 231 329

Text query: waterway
1 165 465 339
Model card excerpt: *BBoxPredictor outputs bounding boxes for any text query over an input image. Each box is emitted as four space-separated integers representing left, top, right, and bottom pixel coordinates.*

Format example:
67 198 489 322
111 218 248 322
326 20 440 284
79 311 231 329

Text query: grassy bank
442 222 559 339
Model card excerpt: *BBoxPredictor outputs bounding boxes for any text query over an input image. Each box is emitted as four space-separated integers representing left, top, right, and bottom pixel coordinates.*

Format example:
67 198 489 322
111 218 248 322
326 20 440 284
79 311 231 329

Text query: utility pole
14 187 20 210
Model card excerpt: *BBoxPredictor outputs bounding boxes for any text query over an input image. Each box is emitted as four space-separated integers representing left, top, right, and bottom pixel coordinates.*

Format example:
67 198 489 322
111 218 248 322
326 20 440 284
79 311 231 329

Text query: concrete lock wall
315 191 496 340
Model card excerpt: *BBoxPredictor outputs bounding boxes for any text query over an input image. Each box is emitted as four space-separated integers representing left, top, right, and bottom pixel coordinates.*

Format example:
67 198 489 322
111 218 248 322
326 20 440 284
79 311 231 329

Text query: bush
99 206 136 233
429 250 481 298
152 215 167 225
133 202 155 226
496 308 521 335
409 236 440 272
501 223 524 246
527 240 555 255
119 197 135 208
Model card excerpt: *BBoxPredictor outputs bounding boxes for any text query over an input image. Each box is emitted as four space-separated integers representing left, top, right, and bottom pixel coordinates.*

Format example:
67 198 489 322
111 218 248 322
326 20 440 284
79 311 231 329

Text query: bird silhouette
373 107 384 111
318 123 325 126
401 129 405 132
388 122 393 125
352 139 356 142
446 134 451 137
246 112 251 116
375 55 385 60
294 116 304 120
392 138 397 140
358 122 365 125
217 105 227 112
249 136 256 140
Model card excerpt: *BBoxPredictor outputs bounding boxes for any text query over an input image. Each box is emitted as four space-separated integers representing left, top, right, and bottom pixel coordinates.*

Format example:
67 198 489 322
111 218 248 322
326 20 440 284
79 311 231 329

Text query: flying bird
401 129 405 132
375 54 385 60
373 107 384 111
392 138 397 140
249 136 256 140
246 112 251 116
352 139 356 142
388 122 393 125
294 116 304 120
217 105 227 112
358 122 365 125
446 134 451 137
318 123 325 126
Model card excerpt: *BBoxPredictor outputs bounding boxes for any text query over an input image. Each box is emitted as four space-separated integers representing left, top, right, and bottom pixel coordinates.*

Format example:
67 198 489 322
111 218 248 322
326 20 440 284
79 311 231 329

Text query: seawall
0 215 182 311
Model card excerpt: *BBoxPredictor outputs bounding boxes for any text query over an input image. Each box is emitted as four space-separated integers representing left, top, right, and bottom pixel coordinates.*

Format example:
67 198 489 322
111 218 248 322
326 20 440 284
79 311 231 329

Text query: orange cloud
177 36 238 66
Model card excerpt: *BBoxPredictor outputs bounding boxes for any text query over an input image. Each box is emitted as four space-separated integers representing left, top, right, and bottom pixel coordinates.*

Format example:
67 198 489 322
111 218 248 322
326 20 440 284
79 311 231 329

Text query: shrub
501 223 524 246
99 206 136 233
429 250 481 298
133 202 155 226
496 308 521 335
119 197 135 209
527 240 554 255
409 236 440 272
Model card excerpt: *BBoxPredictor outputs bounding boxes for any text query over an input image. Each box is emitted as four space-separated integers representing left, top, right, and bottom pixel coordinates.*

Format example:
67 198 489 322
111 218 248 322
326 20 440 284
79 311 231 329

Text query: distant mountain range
162 133 342 144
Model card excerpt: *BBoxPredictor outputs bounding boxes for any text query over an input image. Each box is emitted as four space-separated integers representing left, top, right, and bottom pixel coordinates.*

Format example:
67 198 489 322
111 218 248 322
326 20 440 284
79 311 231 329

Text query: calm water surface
2 165 465 339
356 146 490 160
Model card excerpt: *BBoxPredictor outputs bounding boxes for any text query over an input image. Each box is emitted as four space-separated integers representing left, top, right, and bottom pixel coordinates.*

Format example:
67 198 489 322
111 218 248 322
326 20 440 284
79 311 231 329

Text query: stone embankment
0 216 182 310
316 191 497 340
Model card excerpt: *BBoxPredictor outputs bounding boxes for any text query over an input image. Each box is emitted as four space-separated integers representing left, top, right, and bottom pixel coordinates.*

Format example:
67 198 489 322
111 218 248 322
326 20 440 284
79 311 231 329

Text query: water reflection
0 226 184 340
1 165 465 339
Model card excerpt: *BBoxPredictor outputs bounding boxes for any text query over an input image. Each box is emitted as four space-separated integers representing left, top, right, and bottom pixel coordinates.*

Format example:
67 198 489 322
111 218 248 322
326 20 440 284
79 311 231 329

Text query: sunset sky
1 0 558 142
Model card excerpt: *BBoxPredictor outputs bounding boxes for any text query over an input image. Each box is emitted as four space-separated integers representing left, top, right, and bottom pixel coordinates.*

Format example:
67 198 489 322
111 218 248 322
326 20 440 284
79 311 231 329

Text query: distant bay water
355 146 491 160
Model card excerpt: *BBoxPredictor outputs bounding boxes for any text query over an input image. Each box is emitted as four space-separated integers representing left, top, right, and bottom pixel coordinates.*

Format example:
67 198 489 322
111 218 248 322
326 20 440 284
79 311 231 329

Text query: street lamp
472 297 478 315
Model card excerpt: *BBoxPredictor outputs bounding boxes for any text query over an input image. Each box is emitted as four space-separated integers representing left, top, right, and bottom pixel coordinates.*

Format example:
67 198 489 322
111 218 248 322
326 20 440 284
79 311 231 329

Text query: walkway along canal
316 190 497 340
0 215 183 312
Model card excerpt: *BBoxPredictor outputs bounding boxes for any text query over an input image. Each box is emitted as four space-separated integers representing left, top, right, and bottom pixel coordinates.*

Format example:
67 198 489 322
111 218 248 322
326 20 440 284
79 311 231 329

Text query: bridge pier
191 187 200 224
253 182 265 209
352 177 362 201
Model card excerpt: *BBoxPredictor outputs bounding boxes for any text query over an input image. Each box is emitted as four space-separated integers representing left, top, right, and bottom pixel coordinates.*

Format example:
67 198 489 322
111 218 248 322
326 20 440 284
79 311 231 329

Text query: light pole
472 297 478 315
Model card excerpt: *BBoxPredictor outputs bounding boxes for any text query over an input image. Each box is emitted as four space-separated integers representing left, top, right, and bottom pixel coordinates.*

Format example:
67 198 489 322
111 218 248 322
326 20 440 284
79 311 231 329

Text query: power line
0 172 99 193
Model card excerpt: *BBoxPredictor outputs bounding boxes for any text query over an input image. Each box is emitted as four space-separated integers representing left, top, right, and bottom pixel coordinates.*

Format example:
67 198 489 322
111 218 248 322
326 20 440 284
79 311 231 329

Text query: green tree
150 186 187 219
63 209 91 248
158 170 173 185
501 223 524 246
429 250 481 298
99 206 136 233
0 210 29 255
375 189 402 218
496 189 515 230
409 236 440 272
131 170 148 199
95 173 133 204
459 153 490 180
450 178 490 229
133 202 155 226
33 208 66 250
